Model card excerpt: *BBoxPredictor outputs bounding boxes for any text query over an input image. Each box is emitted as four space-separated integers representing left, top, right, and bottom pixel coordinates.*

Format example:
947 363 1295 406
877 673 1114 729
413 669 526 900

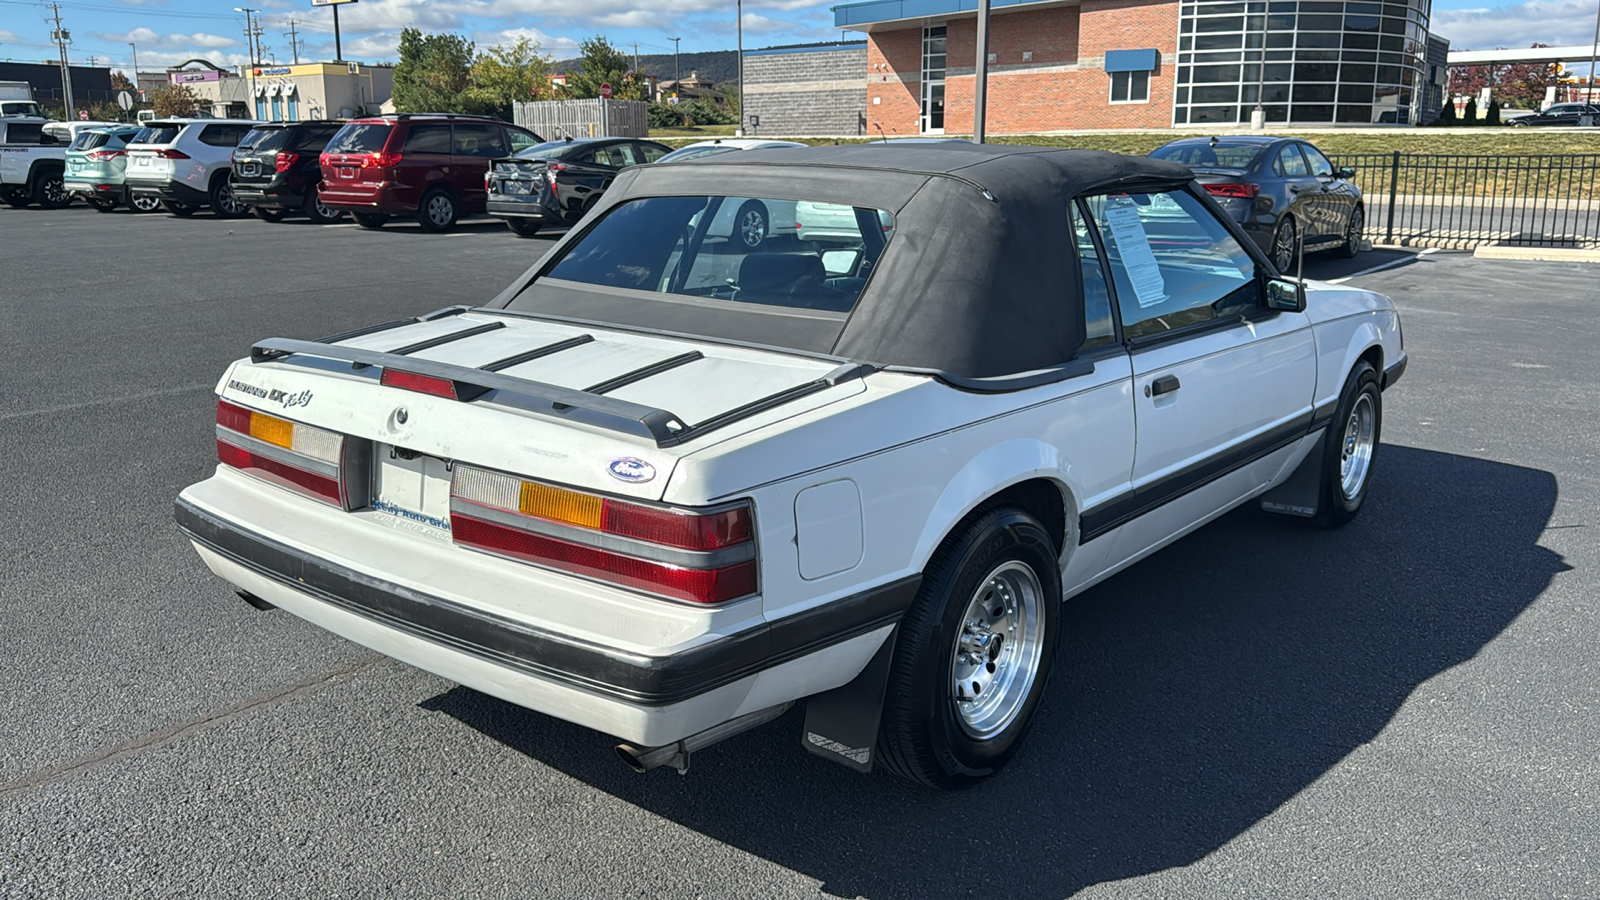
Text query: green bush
1435 99 1457 126
1462 96 1478 125
1487 99 1502 126
648 99 735 128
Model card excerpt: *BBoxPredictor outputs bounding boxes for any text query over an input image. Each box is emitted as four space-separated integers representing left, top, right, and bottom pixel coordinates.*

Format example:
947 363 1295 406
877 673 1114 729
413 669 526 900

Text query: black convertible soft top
493 144 1194 381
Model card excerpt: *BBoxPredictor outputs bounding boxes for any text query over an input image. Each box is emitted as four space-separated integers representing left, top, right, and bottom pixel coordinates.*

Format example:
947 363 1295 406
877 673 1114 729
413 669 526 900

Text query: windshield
237 127 290 151
326 122 392 154
1150 141 1268 169
529 195 894 317
657 145 741 163
515 140 590 160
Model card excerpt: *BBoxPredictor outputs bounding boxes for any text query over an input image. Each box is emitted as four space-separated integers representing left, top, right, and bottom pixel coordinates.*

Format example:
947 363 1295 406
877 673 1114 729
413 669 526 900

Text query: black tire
1313 360 1382 528
416 188 458 232
1336 205 1363 259
734 199 769 251
877 506 1061 790
89 197 119 212
505 217 541 237
211 178 249 218
254 206 290 222
303 191 341 224
352 211 388 229
130 193 161 213
1271 216 1298 274
162 199 198 217
33 168 70 209
2 187 29 208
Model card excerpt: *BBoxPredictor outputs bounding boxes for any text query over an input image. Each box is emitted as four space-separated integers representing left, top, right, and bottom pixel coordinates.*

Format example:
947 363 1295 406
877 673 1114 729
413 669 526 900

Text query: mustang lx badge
227 379 313 410
607 457 656 483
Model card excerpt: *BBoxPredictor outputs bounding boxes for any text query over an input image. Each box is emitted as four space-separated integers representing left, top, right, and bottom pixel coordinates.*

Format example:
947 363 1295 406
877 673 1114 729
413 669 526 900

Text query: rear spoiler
249 307 872 448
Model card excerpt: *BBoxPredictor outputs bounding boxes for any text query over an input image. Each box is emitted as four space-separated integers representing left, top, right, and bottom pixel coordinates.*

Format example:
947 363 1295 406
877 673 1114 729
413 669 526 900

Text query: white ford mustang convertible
176 144 1406 788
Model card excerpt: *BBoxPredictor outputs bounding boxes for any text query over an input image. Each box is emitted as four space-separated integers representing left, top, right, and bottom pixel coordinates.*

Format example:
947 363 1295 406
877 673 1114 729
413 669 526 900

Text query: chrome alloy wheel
1273 219 1297 273
740 209 767 247
1339 393 1376 499
42 175 67 206
426 194 454 227
1346 207 1364 246
132 193 161 212
315 198 342 220
216 182 244 215
950 560 1046 740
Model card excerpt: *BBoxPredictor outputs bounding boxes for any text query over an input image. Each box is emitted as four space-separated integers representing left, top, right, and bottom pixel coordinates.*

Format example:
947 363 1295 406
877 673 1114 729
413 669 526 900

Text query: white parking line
322 223 358 228
1327 247 1438 284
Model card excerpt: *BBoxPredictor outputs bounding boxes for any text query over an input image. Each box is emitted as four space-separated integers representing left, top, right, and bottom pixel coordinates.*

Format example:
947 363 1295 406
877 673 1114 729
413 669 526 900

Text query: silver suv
125 118 260 217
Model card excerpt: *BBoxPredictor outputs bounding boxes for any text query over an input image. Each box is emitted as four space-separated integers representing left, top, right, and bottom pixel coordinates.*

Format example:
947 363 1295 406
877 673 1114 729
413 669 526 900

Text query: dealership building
159 60 393 121
831 0 1448 133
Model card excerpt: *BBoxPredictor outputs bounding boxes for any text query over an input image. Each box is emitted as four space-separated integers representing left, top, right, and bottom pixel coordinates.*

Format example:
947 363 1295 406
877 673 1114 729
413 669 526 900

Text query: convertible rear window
539 195 894 315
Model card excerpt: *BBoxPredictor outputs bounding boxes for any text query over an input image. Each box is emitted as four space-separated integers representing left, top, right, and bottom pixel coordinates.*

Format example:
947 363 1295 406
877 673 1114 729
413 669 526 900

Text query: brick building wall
867 0 1179 135
744 44 869 136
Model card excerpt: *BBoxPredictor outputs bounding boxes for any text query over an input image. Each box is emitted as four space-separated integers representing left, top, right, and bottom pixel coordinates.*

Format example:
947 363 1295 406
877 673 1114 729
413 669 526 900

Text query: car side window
199 124 250 147
507 128 540 153
1083 190 1259 340
452 123 507 157
403 123 452 154
1071 202 1119 350
609 143 639 166
636 143 668 163
1302 144 1334 178
1277 144 1309 177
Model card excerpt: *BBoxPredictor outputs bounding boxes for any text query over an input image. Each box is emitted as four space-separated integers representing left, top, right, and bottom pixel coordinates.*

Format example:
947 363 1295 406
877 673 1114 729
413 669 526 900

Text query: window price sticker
1103 198 1167 308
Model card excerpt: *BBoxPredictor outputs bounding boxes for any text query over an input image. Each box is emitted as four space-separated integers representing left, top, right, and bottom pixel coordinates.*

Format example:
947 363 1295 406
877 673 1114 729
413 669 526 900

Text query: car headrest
739 253 825 293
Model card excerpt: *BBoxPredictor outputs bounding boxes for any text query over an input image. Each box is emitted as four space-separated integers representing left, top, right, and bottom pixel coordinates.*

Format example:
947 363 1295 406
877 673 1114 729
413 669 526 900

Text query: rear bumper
232 183 305 208
174 486 914 745
318 181 411 214
64 178 124 197
130 179 209 205
486 196 560 221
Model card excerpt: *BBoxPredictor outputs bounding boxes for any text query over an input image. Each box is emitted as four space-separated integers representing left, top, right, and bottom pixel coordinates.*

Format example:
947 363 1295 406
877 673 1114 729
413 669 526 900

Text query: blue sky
0 0 1592 77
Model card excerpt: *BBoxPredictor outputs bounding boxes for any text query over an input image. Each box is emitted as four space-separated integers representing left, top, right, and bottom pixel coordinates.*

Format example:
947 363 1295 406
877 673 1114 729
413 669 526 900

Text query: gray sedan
1150 136 1363 273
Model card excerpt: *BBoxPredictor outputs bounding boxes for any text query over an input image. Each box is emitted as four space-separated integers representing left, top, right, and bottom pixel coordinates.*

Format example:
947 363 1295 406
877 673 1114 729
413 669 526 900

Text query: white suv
126 118 260 217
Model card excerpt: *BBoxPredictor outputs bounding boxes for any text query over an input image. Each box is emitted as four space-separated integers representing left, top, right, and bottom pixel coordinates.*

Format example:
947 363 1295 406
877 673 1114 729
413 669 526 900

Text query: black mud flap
1259 428 1327 518
801 629 897 773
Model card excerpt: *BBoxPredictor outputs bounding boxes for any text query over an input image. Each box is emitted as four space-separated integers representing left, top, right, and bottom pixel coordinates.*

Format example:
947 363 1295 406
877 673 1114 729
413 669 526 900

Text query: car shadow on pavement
421 444 1566 899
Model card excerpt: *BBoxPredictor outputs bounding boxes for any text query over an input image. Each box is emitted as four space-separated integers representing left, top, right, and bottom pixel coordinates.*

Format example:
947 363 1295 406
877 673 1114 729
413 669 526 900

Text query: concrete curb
1473 245 1600 263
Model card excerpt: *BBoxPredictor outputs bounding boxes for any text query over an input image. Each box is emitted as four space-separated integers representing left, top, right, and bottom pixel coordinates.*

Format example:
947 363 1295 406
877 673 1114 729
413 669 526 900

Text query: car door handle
1147 375 1181 397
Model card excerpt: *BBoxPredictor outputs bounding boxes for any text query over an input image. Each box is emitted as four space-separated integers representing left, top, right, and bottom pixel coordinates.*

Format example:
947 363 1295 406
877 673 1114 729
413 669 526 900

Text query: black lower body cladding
174 497 920 706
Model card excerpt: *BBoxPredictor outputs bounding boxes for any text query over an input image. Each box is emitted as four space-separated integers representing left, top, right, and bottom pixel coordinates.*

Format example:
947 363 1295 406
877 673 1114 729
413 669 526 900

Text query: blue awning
1104 48 1159 72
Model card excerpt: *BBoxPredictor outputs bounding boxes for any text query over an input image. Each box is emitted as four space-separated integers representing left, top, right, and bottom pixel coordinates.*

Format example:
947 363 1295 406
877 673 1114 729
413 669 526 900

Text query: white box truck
0 81 43 118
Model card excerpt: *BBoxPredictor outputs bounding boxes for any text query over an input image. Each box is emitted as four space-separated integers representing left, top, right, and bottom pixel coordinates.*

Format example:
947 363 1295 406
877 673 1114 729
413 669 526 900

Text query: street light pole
1251 2 1267 129
735 0 745 136
1587 0 1599 105
974 0 990 142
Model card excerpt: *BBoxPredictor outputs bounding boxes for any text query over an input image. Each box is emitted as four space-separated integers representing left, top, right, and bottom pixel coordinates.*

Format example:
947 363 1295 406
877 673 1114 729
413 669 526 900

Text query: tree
152 84 201 118
465 37 553 120
392 27 477 113
110 71 135 93
1486 98 1502 125
1436 98 1456 126
1447 44 1561 110
1462 95 1478 124
564 36 646 100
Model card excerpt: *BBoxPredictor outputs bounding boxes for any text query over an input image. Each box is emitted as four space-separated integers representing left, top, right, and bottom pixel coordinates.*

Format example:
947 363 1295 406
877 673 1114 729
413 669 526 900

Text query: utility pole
632 42 639 73
735 0 744 136
284 19 303 65
253 21 269 69
46 3 76 120
1587 0 1599 107
236 7 258 111
670 36 681 86
129 41 140 101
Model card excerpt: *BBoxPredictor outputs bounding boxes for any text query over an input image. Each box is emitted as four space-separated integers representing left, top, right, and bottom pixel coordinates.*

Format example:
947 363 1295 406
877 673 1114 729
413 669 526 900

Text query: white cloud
696 11 805 35
120 48 251 71
476 27 580 57
94 27 239 51
1432 0 1600 51
0 30 22 43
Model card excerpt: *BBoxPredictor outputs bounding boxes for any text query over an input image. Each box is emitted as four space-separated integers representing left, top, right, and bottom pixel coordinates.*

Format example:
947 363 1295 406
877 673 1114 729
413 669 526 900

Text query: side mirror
1266 277 1306 313
1337 165 1357 179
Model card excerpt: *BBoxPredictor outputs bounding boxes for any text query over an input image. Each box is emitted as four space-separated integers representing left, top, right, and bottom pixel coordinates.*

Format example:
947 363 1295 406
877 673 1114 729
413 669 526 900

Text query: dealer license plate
372 445 453 537
239 162 259 176
135 157 150 166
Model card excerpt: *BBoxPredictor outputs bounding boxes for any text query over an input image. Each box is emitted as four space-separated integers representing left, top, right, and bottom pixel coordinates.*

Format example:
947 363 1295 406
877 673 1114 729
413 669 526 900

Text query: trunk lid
225 310 867 501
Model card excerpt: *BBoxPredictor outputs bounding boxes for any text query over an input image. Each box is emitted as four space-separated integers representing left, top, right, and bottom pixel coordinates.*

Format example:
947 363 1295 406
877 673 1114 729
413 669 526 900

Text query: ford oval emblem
607 457 656 484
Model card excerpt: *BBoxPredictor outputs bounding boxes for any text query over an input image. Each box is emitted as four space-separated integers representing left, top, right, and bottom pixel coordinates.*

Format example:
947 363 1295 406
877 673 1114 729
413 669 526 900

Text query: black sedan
1150 136 1363 273
485 136 672 237
1508 103 1600 127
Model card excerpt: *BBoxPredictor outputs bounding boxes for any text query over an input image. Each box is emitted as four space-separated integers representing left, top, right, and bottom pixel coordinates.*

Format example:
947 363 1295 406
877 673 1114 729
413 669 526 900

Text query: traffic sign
117 91 133 111
79 109 89 120
310 0 359 5
600 83 612 99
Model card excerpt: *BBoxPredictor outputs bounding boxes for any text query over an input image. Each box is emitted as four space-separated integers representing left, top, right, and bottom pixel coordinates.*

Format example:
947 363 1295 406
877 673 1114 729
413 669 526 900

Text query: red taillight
215 399 347 507
154 148 190 159
275 151 299 173
380 369 458 399
319 151 331 167
1204 182 1259 199
364 150 403 168
452 515 757 604
545 163 563 198
85 149 124 161
450 464 758 604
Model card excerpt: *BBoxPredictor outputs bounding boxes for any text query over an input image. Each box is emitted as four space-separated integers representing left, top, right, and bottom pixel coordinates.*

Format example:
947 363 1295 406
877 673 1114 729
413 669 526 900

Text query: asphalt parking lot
3 203 1596 898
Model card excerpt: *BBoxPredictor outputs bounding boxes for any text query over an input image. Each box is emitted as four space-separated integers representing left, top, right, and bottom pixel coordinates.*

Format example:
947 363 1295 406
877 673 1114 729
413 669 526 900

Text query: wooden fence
512 99 648 139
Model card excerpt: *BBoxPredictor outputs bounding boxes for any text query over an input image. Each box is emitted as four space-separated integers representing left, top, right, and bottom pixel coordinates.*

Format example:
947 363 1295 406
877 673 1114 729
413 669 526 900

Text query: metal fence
513 99 648 140
1330 152 1600 249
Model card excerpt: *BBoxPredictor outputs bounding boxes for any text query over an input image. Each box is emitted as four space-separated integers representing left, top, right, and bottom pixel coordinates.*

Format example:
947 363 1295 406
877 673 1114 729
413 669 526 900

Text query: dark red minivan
317 114 543 232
